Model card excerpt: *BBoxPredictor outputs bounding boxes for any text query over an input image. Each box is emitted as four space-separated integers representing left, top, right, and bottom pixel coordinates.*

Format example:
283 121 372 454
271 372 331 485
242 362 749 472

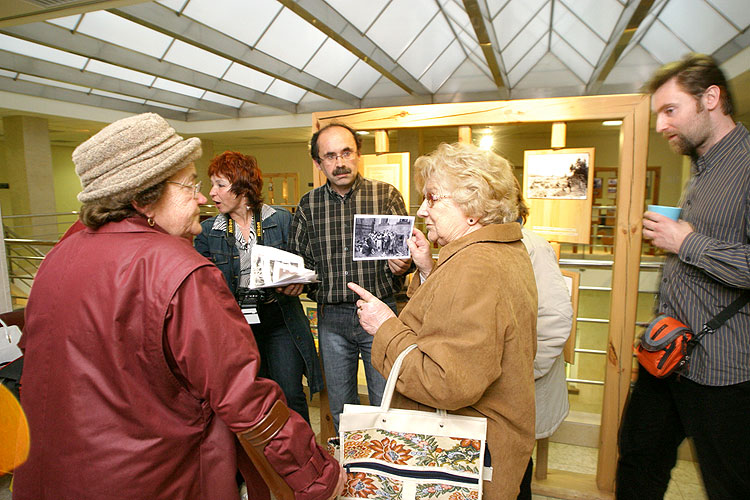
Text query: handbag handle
379 344 418 412
379 344 447 418
0 318 10 344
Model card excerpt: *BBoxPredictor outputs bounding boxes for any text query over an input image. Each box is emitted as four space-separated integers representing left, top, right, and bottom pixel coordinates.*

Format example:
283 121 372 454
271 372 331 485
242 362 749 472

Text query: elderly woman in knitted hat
13 113 344 500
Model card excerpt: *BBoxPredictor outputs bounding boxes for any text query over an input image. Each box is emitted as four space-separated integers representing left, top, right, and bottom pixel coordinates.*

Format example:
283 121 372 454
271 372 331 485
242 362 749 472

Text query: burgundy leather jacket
14 217 338 500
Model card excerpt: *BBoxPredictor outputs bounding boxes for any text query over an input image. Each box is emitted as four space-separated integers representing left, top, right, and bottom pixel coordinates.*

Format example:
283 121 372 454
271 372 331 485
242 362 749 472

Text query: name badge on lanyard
241 305 260 324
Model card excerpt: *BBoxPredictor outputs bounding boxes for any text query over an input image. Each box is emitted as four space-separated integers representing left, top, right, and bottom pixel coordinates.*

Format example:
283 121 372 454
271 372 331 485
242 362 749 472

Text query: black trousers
617 365 750 500
516 457 533 500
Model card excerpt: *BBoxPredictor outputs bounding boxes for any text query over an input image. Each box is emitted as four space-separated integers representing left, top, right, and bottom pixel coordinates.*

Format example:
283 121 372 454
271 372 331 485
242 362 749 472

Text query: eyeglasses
422 192 452 208
167 180 202 199
319 150 356 164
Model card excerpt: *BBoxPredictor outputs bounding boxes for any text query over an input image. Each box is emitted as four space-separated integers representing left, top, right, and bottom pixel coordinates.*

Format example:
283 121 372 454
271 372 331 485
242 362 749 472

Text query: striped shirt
289 175 408 304
210 205 276 288
659 123 750 385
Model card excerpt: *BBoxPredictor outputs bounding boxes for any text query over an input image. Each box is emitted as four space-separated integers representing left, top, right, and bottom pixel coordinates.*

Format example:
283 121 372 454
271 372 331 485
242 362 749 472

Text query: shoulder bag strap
699 290 750 338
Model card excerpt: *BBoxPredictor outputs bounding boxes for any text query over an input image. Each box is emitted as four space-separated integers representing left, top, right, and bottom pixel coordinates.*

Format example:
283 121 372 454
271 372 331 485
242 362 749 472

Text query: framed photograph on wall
523 148 595 244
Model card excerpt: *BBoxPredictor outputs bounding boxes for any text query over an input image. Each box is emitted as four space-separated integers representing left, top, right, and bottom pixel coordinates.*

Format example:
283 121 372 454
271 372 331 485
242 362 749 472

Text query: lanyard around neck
226 208 263 246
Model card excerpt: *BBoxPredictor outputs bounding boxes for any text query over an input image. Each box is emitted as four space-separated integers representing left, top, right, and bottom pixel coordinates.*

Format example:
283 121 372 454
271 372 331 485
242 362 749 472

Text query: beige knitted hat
73 113 202 203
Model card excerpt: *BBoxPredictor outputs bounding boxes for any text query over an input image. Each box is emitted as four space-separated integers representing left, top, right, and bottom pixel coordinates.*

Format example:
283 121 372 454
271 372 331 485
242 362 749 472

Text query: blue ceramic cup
647 204 681 221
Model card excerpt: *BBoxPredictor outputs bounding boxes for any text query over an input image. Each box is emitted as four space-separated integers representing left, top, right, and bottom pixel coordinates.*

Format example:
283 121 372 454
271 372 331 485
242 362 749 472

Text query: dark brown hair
643 53 734 116
208 151 263 211
310 123 362 162
79 182 165 229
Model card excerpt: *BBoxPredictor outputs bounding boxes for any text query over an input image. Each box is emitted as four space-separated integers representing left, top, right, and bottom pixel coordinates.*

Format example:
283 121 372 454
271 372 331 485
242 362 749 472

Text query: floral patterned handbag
338 344 492 499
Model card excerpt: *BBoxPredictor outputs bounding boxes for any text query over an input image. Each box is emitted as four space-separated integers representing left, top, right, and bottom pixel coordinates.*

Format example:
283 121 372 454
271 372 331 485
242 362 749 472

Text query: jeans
617 365 750 500
317 298 396 430
253 302 310 423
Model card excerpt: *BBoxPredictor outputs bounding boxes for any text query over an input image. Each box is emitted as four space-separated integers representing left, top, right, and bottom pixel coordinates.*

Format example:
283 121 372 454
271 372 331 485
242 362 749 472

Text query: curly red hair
208 151 263 211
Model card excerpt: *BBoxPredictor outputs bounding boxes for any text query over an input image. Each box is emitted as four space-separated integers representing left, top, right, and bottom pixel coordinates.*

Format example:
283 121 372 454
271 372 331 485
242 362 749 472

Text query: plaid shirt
289 175 409 304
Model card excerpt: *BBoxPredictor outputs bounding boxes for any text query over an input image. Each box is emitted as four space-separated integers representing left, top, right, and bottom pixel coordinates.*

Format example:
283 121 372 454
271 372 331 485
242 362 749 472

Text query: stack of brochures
249 245 318 289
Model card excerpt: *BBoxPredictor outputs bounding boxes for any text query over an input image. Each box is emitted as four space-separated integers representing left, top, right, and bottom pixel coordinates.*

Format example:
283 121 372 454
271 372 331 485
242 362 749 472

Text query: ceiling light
479 135 493 150
602 120 622 126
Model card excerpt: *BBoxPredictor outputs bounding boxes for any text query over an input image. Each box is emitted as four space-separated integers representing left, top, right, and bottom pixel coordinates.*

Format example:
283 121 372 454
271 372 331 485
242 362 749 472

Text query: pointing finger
347 282 376 301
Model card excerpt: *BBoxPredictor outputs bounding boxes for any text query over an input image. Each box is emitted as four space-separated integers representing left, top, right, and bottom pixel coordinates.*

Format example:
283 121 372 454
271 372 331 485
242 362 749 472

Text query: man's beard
666 102 711 156
667 133 700 156
332 166 351 176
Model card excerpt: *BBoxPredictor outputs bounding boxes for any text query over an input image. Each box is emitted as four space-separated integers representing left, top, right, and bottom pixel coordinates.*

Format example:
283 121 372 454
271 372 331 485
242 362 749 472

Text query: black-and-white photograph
353 215 414 261
525 150 592 199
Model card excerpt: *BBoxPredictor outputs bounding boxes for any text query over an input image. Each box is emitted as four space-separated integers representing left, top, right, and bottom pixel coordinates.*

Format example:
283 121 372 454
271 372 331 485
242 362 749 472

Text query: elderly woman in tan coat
349 142 537 499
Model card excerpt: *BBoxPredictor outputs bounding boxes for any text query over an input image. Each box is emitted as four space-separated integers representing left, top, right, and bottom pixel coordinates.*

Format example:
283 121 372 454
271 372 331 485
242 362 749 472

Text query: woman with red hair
194 151 322 423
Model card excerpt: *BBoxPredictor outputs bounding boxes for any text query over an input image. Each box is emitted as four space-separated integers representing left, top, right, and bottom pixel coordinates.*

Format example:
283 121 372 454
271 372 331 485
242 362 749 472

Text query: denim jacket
194 206 323 395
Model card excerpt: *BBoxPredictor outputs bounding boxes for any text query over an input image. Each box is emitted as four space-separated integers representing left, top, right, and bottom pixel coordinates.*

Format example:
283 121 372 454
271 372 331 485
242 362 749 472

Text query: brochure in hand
249 245 318 289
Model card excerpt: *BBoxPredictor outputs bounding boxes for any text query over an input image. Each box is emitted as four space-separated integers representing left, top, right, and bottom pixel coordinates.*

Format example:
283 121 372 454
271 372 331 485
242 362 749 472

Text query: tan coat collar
436 222 523 267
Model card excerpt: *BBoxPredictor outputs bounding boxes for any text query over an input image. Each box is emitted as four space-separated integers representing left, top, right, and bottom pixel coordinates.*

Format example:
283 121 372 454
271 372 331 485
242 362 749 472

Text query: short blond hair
414 142 519 225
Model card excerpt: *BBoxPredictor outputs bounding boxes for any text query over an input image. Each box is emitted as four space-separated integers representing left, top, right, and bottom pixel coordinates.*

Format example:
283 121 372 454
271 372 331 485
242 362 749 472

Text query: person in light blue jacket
194 151 322 423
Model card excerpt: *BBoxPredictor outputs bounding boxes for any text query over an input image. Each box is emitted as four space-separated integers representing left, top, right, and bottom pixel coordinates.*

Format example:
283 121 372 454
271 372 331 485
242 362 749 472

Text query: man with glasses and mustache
289 123 412 431
617 54 750 499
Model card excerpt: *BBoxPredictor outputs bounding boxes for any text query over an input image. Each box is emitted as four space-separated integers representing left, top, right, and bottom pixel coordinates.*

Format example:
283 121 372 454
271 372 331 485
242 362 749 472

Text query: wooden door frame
312 93 650 494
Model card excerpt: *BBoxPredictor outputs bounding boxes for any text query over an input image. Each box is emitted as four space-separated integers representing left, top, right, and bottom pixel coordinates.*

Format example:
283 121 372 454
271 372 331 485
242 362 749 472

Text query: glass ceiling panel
550 32 592 83
163 39 232 78
255 8 326 70
18 74 90 93
435 58 495 94
640 20 692 64
553 2 605 66
325 0 390 34
265 79 307 103
77 11 172 59
0 33 88 69
659 0 737 54
621 0 666 59
85 60 156 87
46 14 80 30
223 63 273 93
514 52 583 89
145 100 189 113
456 29 480 54
157 0 188 11
202 91 243 108
152 77 205 99
398 15 454 79
560 0 623 40
337 59 382 98
466 50 491 77
502 3 549 70
419 39 464 93
487 0 513 19
91 89 146 104
303 38 360 85
367 0 438 60
602 44 660 86
441 0 474 33
493 0 547 49
181 0 281 48
708 0 750 29
507 35 546 87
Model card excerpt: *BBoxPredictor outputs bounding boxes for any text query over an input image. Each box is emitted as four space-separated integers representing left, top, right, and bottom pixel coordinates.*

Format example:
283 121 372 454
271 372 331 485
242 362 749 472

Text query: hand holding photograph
353 215 415 261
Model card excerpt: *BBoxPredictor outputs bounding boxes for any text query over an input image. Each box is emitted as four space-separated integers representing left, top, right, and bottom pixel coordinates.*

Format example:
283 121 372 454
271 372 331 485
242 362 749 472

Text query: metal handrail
2 212 79 304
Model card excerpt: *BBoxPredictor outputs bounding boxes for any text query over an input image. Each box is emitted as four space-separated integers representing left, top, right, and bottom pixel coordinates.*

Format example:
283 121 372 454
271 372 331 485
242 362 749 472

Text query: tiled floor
1 395 707 500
